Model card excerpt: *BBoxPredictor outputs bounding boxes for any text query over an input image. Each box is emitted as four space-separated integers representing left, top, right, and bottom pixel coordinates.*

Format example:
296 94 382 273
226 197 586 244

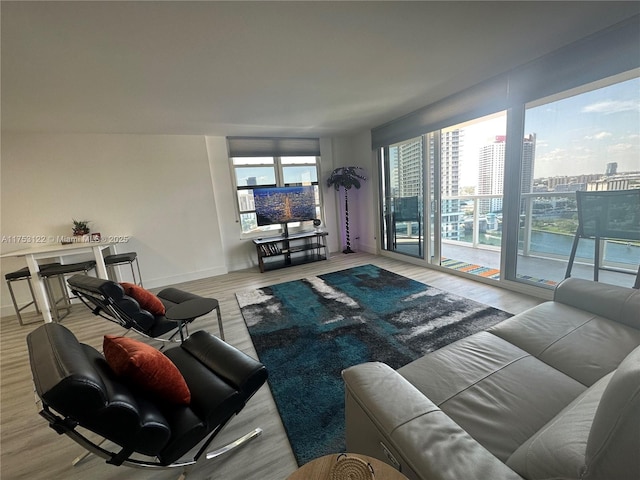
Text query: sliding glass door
380 111 508 277
434 113 507 278
380 137 425 258
374 18 638 293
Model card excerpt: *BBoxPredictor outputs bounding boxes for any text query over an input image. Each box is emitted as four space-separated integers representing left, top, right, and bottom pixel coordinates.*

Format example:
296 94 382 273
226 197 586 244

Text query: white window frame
231 155 323 237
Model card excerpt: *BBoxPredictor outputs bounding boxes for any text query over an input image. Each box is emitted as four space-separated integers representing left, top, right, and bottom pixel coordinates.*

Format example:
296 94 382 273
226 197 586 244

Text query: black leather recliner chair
27 323 268 476
66 274 225 342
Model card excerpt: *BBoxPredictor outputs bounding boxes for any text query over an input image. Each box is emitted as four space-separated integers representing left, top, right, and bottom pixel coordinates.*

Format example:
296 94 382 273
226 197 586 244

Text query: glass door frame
378 139 429 260
379 114 519 282
428 131 441 266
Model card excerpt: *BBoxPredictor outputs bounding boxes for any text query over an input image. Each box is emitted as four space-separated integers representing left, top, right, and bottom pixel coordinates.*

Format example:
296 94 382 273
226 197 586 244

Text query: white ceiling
2 1 638 137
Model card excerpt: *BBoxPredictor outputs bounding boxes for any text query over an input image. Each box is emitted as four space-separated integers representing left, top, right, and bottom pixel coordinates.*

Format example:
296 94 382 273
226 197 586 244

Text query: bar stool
5 263 61 325
39 261 97 322
104 252 143 286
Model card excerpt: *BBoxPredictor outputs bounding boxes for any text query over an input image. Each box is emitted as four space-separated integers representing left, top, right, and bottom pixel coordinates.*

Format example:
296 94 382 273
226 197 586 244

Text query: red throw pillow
103 335 191 405
120 282 166 316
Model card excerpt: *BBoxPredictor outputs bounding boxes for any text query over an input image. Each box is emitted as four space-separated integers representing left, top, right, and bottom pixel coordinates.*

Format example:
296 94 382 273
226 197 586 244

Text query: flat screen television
253 185 317 226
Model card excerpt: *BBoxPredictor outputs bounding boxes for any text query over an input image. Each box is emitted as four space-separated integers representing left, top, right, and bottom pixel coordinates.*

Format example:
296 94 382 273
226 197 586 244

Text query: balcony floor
394 240 638 289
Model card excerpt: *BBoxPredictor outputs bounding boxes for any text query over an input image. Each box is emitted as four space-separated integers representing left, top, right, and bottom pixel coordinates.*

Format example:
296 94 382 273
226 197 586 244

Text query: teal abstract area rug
236 264 512 466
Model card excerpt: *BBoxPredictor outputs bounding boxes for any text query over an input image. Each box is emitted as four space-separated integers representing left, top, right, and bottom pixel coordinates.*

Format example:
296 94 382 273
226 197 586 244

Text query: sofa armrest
554 278 640 329
343 362 523 480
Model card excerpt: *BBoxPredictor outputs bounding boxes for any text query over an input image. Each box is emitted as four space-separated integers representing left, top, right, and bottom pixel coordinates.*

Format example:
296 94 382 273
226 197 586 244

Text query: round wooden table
286 453 409 480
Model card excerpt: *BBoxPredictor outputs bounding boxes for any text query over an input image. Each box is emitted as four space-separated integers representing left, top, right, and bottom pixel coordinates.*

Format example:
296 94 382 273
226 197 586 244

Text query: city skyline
526 75 639 179
455 75 639 187
237 76 638 192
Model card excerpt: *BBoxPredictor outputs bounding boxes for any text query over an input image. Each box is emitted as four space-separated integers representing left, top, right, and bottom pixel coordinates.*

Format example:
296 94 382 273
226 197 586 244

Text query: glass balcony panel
516 75 639 286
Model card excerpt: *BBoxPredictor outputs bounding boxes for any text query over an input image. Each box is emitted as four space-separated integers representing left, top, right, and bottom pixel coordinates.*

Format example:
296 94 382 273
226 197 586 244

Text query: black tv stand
253 231 329 273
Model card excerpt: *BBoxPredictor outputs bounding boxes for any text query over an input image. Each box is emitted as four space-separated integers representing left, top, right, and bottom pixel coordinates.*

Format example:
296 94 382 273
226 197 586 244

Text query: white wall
205 135 349 271
0 133 227 316
350 130 378 254
326 131 378 255
1 131 376 317
205 136 257 272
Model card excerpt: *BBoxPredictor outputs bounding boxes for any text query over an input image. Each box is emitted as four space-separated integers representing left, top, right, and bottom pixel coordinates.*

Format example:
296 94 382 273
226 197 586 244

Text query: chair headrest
67 274 125 301
27 323 108 414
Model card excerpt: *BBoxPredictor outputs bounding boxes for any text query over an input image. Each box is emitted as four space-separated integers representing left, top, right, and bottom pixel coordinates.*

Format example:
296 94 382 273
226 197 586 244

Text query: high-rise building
478 136 507 214
388 147 399 197
440 129 463 240
397 139 422 198
393 131 465 241
521 134 536 194
394 139 423 233
478 135 536 214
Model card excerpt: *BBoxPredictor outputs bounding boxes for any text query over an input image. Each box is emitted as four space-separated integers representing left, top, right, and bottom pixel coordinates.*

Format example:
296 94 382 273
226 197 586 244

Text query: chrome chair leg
206 428 263 460
72 438 107 466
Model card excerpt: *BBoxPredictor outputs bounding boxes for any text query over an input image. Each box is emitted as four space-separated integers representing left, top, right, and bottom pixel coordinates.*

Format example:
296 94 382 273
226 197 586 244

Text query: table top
1 240 117 258
286 453 409 480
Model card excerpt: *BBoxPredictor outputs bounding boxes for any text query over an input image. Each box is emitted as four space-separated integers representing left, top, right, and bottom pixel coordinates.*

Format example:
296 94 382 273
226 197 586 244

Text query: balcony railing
392 192 639 285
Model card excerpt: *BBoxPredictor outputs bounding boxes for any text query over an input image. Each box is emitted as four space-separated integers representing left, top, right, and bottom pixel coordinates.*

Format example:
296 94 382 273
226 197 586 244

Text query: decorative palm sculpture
326 166 366 254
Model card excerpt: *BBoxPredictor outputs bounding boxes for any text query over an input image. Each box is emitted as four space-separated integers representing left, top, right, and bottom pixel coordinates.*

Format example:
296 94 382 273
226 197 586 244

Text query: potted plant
72 219 90 239
326 166 366 253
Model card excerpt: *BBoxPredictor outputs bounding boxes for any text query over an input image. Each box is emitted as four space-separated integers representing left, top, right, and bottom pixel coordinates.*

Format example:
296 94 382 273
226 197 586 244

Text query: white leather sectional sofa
343 278 640 480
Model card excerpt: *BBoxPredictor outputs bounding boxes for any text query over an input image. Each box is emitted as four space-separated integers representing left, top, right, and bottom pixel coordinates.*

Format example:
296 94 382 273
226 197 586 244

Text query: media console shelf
253 231 329 273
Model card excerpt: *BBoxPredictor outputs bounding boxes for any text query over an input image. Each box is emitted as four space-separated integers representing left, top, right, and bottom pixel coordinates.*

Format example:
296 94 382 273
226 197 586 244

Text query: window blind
227 137 320 157
372 15 640 149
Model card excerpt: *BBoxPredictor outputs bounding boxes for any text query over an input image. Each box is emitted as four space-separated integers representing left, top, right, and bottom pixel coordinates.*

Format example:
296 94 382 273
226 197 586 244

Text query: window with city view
516 73 640 285
379 71 639 289
232 156 321 235
380 137 425 257
440 113 507 270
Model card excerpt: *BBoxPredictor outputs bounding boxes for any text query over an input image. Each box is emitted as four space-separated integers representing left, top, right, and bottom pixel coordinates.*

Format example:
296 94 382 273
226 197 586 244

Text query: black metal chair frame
5 267 42 325
27 323 267 478
565 189 640 288
38 403 263 474
40 261 97 322
67 274 224 343
104 252 144 286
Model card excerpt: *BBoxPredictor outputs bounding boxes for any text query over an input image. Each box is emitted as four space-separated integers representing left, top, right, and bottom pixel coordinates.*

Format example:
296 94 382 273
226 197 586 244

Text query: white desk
1 241 118 323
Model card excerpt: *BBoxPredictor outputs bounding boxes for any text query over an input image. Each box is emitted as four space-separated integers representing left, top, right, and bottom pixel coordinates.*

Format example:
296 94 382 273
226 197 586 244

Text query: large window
516 73 640 285
228 137 322 235
380 113 509 276
372 16 638 292
381 137 425 257
231 154 321 235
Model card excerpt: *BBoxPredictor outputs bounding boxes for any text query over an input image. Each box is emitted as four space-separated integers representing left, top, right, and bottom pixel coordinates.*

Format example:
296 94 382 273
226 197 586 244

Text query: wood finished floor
0 253 543 480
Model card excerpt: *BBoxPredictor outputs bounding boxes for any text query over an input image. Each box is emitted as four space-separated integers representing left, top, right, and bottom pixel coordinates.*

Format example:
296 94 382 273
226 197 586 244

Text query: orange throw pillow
120 282 166 316
103 335 191 405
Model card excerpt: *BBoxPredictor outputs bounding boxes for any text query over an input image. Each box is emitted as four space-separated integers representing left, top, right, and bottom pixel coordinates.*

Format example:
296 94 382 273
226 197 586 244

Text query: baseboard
142 266 229 289
0 267 231 319
1 304 28 319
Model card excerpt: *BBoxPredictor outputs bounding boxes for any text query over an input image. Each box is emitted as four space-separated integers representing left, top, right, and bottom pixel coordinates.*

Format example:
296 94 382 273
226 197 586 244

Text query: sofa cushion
506 371 612 479
553 277 640 330
343 362 524 480
488 302 640 386
399 331 586 461
507 346 640 480
583 345 640 480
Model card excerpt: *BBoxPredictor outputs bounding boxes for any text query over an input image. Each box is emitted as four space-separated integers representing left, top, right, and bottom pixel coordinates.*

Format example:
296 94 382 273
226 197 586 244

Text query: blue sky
457 75 639 186
237 76 639 189
526 76 640 178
